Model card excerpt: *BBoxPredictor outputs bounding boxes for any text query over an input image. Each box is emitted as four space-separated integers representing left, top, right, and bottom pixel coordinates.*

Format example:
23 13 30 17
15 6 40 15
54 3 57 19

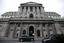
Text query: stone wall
0 22 64 40
0 22 8 37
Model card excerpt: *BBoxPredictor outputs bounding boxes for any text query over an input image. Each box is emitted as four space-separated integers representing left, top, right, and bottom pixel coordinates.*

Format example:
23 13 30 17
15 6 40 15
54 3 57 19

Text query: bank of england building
0 2 64 40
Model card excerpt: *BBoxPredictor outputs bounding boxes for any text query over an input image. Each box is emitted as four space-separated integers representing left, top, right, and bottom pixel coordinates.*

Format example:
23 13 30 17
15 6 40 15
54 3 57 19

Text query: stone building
0 2 64 40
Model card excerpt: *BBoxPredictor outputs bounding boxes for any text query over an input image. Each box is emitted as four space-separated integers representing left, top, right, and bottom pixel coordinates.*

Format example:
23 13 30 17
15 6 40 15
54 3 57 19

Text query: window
29 14 33 18
23 30 26 35
37 30 40 37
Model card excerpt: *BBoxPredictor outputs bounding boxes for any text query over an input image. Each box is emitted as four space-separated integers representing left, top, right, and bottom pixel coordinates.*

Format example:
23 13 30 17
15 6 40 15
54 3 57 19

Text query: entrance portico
29 26 34 37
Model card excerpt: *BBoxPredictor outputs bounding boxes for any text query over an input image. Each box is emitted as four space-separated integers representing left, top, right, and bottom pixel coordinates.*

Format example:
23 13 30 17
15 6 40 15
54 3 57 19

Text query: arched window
29 14 33 18
23 30 26 35
37 30 40 37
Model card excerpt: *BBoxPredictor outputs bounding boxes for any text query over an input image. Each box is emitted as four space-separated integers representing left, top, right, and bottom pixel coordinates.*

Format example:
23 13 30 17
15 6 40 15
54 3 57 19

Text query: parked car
19 35 34 42
42 34 64 43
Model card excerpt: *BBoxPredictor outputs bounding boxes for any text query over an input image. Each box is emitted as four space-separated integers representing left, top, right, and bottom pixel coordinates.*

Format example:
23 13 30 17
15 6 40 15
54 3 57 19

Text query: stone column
33 7 35 12
41 7 45 13
5 23 10 37
23 7 26 13
27 7 30 12
18 7 22 17
34 24 37 40
27 24 29 36
20 7 22 12
41 24 44 37
40 24 43 37
37 7 40 12
37 7 40 17
52 24 57 34
12 23 17 37
45 24 50 36
20 23 23 36
54 23 62 34
18 7 22 13
33 7 36 18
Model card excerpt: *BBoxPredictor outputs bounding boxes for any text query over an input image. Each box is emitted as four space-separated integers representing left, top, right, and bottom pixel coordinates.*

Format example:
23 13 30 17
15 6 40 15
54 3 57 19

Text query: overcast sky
0 0 64 17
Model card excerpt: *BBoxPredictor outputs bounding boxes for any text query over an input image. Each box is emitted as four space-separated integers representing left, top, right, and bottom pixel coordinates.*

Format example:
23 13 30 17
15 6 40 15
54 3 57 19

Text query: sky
0 0 64 17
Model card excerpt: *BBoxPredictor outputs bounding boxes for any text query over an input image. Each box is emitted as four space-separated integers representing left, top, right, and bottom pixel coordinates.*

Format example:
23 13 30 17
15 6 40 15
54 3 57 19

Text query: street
0 40 42 43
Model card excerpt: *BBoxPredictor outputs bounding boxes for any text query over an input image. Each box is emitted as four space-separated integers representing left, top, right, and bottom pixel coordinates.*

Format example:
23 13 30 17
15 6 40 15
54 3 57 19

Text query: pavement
0 40 42 43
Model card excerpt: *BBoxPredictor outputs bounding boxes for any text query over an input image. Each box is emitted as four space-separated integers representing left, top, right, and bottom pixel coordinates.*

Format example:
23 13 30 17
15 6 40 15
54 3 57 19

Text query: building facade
0 2 64 40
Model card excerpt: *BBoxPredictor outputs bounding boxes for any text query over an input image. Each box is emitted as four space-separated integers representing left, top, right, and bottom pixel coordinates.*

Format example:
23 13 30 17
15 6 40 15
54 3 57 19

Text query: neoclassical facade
0 2 64 40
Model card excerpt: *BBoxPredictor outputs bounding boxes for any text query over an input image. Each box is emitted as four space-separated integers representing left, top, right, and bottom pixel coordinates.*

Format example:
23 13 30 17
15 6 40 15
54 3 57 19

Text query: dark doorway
29 26 34 37
37 30 40 37
29 14 33 18
23 30 26 35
